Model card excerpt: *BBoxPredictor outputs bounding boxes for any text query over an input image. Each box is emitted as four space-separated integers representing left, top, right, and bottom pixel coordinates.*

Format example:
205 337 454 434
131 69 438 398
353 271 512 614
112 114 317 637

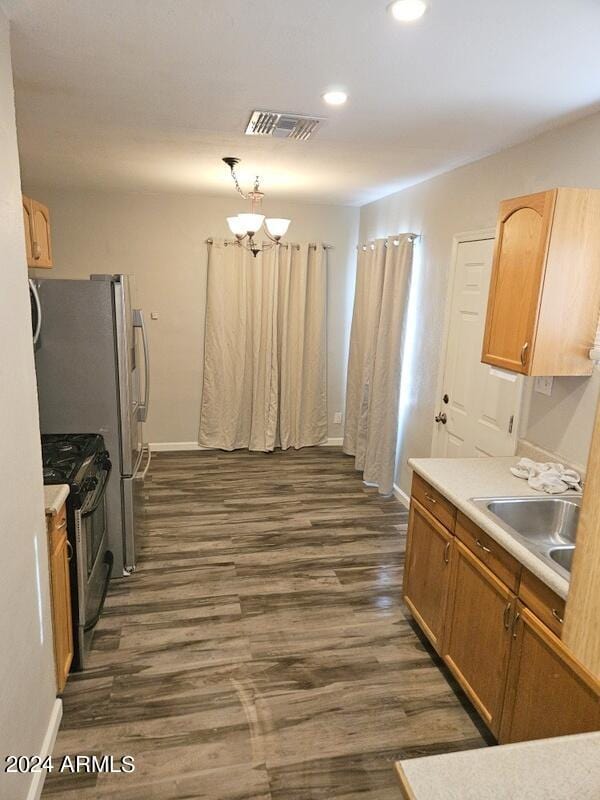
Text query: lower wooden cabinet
499 605 600 742
404 474 600 743
443 540 515 737
47 505 74 693
403 499 453 653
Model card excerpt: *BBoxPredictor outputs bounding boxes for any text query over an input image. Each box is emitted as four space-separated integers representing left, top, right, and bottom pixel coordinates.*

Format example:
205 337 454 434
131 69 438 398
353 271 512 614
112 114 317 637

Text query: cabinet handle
503 602 512 631
552 608 564 625
424 493 437 505
56 518 67 530
475 538 492 554
33 241 41 260
520 342 529 366
443 541 451 565
66 540 73 562
512 610 521 639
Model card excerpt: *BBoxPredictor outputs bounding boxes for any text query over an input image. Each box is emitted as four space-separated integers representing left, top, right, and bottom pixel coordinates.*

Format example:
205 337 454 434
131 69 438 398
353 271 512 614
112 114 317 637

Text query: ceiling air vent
244 110 323 141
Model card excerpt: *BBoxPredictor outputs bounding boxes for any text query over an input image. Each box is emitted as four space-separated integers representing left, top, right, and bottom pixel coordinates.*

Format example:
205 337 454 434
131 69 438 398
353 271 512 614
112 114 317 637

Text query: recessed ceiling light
388 0 427 22
323 90 348 106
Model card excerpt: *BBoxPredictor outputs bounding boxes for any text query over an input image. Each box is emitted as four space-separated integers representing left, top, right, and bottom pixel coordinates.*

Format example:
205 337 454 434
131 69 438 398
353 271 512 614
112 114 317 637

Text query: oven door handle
81 462 112 519
83 550 114 632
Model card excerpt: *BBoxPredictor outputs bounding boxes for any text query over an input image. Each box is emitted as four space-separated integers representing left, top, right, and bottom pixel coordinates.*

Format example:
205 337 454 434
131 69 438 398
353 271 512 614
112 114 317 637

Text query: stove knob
82 476 99 493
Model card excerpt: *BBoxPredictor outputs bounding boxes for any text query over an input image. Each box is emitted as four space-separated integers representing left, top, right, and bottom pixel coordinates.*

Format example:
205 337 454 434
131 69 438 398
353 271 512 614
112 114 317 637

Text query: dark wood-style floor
43 447 487 799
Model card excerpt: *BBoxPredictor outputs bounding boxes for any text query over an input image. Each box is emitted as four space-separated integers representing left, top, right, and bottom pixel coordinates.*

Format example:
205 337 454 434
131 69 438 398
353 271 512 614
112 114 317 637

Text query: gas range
42 434 111 497
41 433 113 670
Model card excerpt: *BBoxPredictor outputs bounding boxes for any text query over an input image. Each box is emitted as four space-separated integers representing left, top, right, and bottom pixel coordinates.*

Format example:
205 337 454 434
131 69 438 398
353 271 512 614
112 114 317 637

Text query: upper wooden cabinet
22 194 53 268
482 188 600 376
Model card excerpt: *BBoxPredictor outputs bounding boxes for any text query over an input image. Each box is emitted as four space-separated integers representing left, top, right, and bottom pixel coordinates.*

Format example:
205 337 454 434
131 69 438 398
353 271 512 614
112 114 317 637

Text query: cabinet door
481 190 556 374
443 539 515 736
22 195 35 267
499 605 600 744
49 526 74 693
30 200 53 268
403 498 453 653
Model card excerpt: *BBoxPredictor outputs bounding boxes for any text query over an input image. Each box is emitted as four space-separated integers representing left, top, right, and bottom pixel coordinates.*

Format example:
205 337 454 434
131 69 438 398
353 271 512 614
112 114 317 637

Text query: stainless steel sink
472 495 581 580
549 546 575 572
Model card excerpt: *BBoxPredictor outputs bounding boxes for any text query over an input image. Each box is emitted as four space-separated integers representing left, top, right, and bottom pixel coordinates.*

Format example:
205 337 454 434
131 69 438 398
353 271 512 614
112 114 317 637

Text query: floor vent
244 110 323 141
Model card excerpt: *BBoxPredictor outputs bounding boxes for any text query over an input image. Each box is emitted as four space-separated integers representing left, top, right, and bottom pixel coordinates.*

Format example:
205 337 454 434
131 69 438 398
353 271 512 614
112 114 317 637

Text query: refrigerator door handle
29 279 42 344
133 308 150 422
135 445 152 481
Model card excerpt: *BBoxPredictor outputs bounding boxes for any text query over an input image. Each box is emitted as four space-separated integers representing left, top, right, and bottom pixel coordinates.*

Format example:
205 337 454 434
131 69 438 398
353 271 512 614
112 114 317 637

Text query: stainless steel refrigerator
34 274 151 576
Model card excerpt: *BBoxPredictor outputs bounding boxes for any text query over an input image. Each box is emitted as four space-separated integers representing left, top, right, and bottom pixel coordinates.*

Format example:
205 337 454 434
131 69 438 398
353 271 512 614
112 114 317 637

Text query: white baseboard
27 699 62 800
150 442 207 452
393 482 410 509
151 439 345 452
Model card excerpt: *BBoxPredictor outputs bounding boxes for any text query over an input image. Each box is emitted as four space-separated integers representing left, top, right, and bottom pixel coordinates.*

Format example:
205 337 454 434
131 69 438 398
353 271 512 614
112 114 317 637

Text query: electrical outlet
150 312 159 320
333 411 342 424
534 376 554 396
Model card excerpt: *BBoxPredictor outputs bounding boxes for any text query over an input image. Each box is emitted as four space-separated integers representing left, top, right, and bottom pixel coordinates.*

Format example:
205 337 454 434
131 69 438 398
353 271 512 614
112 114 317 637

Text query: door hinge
508 414 514 434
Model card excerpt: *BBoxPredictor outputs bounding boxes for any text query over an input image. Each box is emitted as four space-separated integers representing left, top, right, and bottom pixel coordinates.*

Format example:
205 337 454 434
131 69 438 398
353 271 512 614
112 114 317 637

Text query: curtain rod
205 238 334 250
357 233 420 251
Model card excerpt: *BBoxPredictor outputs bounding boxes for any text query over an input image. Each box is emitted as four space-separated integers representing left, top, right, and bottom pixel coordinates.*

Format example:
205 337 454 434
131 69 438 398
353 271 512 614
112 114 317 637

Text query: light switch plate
150 312 159 320
535 376 554 396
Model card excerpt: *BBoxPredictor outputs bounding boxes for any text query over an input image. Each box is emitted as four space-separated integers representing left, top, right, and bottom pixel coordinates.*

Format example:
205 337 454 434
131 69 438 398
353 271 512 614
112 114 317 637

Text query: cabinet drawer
519 569 566 638
411 474 456 532
456 512 521 592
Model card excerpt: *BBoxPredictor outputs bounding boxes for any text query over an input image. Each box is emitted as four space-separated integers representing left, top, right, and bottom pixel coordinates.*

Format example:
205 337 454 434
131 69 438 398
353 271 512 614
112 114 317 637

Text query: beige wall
27 190 359 446
0 11 59 800
360 110 600 493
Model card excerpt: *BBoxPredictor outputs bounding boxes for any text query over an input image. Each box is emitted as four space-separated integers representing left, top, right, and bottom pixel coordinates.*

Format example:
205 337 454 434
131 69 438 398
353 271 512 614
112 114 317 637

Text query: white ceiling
4 0 600 206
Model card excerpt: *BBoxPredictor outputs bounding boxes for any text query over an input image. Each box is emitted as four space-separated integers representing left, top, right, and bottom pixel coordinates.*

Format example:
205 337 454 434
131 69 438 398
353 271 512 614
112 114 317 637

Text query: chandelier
223 157 291 257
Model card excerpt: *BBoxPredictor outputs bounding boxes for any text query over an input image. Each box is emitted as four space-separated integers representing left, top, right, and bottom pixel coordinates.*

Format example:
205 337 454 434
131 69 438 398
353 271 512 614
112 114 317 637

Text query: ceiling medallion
223 157 291 257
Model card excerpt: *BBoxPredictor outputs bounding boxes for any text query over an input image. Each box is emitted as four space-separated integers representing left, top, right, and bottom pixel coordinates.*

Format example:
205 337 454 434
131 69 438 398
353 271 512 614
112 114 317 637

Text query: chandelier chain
230 163 261 200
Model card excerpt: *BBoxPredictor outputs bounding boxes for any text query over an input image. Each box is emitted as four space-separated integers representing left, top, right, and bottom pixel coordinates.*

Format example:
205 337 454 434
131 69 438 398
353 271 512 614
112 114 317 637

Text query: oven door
74 463 114 666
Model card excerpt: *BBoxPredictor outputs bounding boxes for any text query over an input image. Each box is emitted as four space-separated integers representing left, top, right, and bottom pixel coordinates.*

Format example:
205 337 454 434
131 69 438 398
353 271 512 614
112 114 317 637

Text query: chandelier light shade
265 218 291 239
237 213 265 235
226 216 247 236
222 157 292 256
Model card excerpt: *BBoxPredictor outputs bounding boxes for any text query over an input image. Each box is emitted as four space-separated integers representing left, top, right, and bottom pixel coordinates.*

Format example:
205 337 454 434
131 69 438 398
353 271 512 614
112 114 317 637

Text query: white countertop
396 732 600 800
43 484 69 516
408 456 572 599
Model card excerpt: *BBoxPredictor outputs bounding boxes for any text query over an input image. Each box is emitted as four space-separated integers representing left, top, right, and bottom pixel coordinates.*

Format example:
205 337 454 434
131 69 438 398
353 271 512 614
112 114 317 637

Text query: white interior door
433 237 523 458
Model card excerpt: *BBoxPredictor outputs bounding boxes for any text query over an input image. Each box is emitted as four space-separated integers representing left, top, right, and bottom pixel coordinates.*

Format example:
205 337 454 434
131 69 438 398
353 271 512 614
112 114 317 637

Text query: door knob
435 412 447 424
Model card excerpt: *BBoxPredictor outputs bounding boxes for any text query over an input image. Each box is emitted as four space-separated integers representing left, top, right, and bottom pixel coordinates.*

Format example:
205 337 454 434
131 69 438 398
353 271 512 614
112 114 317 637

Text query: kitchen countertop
395 731 600 800
408 456 572 599
43 484 69 516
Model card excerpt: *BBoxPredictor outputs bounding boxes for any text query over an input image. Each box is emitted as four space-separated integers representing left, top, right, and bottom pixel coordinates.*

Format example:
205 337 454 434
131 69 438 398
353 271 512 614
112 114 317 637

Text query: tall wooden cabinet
47 503 73 693
482 188 600 376
22 194 53 268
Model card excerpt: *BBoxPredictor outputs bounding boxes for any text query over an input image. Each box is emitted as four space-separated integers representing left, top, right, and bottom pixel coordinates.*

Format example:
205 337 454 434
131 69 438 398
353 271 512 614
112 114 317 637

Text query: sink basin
484 497 580 547
549 546 575 572
472 494 582 580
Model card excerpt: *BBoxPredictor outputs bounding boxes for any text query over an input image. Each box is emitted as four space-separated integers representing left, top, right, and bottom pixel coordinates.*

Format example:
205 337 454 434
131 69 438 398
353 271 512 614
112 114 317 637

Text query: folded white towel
510 458 582 494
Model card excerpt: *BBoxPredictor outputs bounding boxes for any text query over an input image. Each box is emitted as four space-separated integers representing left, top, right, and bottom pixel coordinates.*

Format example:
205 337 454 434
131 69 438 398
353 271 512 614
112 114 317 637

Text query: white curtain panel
199 240 328 452
343 235 414 495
